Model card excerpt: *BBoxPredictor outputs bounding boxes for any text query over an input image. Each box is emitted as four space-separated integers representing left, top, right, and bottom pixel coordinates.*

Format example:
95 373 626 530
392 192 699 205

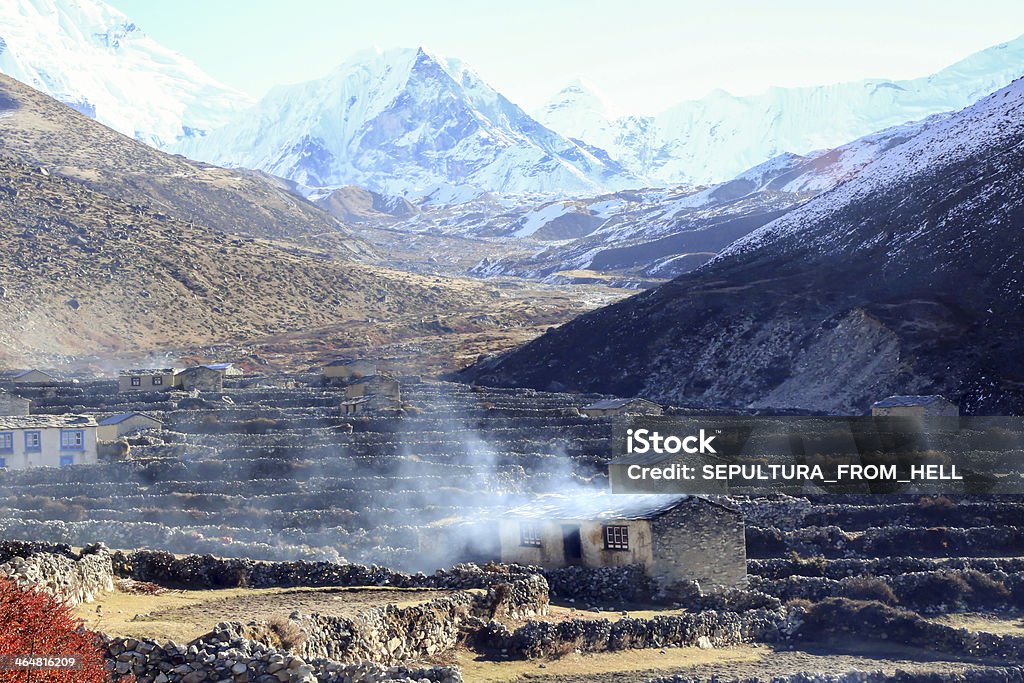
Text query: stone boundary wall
229 575 549 666
0 546 113 606
798 599 1024 663
749 556 1024 580
104 629 462 683
747 525 1024 559
732 497 1024 532
752 570 1024 613
472 607 796 659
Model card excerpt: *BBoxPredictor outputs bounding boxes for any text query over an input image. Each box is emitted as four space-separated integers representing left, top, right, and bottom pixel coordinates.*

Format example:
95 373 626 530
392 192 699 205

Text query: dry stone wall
0 543 113 605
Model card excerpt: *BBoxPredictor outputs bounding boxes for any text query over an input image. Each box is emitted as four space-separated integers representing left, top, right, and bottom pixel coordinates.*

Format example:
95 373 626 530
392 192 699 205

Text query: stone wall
0 543 113 606
650 499 747 590
104 629 462 683
472 607 796 659
234 575 549 666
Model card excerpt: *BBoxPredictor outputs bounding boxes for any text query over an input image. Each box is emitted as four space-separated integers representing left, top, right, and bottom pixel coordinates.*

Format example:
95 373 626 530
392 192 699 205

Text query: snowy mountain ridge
0 0 252 147
538 35 1024 186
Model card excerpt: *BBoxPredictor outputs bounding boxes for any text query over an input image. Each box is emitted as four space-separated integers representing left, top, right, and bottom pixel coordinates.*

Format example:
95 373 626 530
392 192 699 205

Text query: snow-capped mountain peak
178 46 639 200
0 0 252 147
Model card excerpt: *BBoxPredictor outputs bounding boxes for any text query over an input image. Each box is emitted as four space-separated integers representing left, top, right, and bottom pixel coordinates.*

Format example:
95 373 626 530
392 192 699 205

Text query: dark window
519 522 542 547
152 376 163 386
130 376 141 386
604 525 629 551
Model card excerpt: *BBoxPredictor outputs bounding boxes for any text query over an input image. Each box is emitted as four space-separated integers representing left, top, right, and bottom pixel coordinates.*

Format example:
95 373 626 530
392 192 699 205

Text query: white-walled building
0 415 99 470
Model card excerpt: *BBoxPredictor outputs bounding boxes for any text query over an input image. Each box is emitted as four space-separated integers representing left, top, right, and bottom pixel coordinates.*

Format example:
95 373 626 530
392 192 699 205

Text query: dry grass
927 612 1024 636
449 644 765 682
75 585 451 644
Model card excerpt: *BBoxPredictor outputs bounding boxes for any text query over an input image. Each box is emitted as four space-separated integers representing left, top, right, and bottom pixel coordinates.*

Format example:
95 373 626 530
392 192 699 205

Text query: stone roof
325 359 375 367
120 368 177 376
0 414 97 430
872 395 951 408
583 397 659 410
97 412 162 426
12 369 55 379
507 493 695 521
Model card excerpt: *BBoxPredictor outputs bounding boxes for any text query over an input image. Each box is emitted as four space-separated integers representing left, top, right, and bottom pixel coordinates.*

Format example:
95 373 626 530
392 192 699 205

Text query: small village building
178 366 225 392
343 375 401 402
340 393 401 415
871 395 960 418
119 369 180 393
0 415 99 470
202 363 242 377
97 412 163 441
580 398 663 418
499 494 746 588
323 359 378 382
12 369 56 385
0 392 31 416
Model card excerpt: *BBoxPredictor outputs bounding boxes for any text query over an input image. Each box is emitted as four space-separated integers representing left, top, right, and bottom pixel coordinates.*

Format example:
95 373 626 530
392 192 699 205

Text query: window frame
604 525 630 551
152 375 163 386
24 431 41 452
60 429 85 451
0 432 13 453
130 376 141 387
519 521 543 547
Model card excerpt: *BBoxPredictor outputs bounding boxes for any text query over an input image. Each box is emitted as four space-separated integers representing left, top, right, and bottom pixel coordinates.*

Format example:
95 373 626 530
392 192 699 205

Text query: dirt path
496 641 1017 683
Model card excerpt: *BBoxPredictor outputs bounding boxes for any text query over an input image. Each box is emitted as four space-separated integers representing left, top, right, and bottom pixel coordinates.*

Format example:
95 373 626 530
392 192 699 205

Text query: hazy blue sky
109 1 1024 116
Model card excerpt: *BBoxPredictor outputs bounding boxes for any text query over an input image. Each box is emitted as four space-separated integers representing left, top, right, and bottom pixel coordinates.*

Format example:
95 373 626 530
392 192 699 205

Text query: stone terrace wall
234 575 549 666
104 629 462 683
0 547 114 606
473 607 796 659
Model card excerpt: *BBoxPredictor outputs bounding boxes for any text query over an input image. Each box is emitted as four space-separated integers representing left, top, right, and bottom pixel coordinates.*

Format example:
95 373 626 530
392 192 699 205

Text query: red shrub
0 578 112 683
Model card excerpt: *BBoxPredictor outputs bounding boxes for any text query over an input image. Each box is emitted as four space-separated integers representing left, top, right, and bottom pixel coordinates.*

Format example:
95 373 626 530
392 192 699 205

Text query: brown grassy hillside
0 74 365 251
0 152 494 361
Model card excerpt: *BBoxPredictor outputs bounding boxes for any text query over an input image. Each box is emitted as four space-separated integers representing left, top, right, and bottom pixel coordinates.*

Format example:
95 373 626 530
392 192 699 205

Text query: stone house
0 415 99 470
202 363 242 377
0 392 31 416
343 375 401 402
12 369 56 384
871 395 960 417
178 366 225 392
499 494 746 588
323 359 377 382
119 369 180 393
580 398 663 418
97 412 163 441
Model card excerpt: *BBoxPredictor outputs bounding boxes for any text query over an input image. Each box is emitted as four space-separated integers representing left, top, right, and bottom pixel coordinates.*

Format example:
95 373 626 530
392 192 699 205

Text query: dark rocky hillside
462 80 1024 415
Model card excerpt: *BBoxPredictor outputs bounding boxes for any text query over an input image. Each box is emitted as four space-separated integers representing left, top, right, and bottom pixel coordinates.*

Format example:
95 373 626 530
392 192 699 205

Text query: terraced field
0 377 614 568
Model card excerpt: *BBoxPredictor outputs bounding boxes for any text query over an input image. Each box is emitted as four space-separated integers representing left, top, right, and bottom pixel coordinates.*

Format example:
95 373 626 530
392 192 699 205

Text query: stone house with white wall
119 369 180 393
871 395 959 417
12 369 56 384
499 494 746 589
580 398 663 418
97 412 163 441
0 415 99 470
